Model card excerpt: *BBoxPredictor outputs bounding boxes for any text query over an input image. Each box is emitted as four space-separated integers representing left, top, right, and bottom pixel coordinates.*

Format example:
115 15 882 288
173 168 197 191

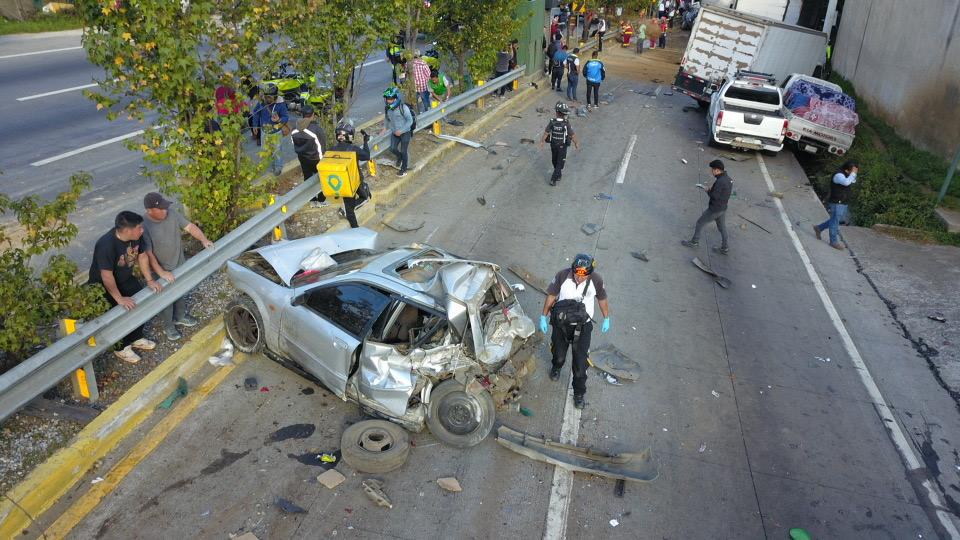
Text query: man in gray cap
142 192 214 340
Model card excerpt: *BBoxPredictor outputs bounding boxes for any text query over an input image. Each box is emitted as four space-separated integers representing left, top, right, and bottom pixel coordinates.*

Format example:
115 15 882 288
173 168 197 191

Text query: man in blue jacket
251 83 289 176
381 86 414 177
583 51 605 108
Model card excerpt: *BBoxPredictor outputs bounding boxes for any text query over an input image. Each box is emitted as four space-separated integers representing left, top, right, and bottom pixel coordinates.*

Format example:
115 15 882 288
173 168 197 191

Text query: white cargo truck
672 5 827 105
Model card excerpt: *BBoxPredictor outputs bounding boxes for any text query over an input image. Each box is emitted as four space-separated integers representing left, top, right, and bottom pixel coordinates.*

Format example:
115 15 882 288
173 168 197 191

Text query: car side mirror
291 295 305 307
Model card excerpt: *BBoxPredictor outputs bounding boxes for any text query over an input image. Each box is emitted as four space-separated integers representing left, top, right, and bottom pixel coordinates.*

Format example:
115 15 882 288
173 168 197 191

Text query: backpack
548 118 569 146
385 102 417 133
566 54 579 75
549 274 594 331
552 51 567 70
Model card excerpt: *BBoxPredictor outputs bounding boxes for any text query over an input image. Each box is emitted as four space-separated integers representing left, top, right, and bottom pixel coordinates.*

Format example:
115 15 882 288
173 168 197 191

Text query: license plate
803 144 818 153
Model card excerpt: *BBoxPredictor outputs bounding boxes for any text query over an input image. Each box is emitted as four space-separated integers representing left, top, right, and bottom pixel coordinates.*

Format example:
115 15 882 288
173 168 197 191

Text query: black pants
343 184 370 228
691 206 729 248
586 81 600 105
597 31 605 51
298 156 326 203
494 70 509 96
550 143 568 182
551 321 592 397
101 278 144 347
389 131 411 172
551 67 564 90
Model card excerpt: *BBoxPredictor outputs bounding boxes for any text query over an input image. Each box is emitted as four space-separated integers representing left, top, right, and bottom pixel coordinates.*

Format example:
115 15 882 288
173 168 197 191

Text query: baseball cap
143 192 172 210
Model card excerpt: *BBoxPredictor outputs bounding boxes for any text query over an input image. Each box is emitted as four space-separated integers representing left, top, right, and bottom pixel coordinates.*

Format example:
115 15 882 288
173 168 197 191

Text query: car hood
254 227 379 286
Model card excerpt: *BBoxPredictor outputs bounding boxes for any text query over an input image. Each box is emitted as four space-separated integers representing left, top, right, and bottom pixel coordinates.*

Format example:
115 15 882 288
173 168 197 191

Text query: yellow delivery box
317 150 361 199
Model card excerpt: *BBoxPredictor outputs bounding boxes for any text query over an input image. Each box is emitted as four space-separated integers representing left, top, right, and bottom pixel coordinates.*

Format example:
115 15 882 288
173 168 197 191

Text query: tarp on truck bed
785 78 859 135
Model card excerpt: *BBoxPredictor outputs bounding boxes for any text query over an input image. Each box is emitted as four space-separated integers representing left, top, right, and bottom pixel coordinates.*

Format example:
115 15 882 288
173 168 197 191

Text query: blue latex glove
601 317 610 333
539 314 549 333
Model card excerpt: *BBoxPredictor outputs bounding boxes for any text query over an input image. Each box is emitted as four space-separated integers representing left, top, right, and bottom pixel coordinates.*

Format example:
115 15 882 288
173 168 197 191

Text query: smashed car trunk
255 227 379 286
496 426 659 482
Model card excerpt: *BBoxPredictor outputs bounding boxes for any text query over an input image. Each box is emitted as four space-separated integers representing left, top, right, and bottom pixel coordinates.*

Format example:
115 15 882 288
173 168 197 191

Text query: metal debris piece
275 496 307 514
737 214 773 234
588 345 642 381
928 314 947 323
496 426 659 482
615 479 625 497
382 217 426 233
437 477 462 492
520 138 536 144
691 257 732 289
491 141 512 147
680 158 688 164
477 196 487 206
508 265 549 295
362 479 393 508
698 442 707 453
711 390 720 398
317 468 346 489
594 192 614 200
630 251 649 262
581 223 603 235
604 373 622 386
243 376 257 391
610 519 620 527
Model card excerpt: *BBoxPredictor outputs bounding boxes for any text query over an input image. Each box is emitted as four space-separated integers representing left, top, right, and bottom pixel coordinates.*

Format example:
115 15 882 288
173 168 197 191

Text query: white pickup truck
707 71 787 153
781 74 858 155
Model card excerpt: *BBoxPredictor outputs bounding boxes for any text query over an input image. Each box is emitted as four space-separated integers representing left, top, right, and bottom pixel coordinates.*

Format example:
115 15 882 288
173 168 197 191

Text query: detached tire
341 420 410 474
225 295 265 353
426 379 495 448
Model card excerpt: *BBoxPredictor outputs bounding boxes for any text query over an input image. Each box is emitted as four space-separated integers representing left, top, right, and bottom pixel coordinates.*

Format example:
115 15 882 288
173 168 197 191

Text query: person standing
88 211 161 364
545 33 562 75
329 122 372 228
290 104 328 207
636 19 647 54
386 37 404 86
658 17 668 48
539 253 611 410
410 51 432 113
250 83 289 176
682 159 733 254
550 45 568 92
595 16 608 51
381 86 413 177
566 47 581 101
813 160 859 250
141 193 213 341
494 45 513 97
583 51 605 108
539 101 580 186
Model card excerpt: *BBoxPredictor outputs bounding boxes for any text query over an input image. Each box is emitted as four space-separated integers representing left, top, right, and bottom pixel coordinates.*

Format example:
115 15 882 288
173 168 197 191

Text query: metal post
60 319 99 402
936 146 960 206
476 80 485 109
432 100 442 136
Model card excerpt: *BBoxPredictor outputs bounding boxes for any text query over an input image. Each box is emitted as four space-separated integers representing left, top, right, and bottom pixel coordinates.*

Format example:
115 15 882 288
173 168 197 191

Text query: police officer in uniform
329 121 372 228
540 254 611 409
539 101 580 186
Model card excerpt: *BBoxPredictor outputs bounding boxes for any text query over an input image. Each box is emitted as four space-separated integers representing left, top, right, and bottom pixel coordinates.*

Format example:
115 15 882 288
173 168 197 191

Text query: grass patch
0 14 82 36
799 74 960 246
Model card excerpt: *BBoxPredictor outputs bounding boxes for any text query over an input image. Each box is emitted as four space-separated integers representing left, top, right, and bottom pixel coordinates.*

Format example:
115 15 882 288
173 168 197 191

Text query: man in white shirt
539 253 611 409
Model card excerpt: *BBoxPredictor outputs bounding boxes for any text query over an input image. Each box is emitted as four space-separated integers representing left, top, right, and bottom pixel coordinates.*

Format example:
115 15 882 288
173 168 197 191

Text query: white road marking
756 154 960 539
0 46 82 60
542 384 581 540
360 58 385 68
31 129 144 167
17 82 99 101
615 134 638 184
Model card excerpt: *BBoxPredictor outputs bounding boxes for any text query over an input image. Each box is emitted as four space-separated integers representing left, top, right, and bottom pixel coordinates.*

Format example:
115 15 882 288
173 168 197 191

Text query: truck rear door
683 7 766 84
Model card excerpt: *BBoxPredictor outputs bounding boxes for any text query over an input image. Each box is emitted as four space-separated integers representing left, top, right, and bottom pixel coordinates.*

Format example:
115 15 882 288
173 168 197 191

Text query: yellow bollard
432 100 441 136
60 319 99 402
368 160 377 177
476 80 485 109
513 79 519 91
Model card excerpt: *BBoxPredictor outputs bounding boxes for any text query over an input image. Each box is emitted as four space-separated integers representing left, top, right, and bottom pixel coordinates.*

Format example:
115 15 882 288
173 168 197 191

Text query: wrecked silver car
224 228 538 447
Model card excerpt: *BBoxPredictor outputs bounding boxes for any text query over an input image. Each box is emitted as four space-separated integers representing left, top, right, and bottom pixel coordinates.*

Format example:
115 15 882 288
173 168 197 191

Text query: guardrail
0 64 533 423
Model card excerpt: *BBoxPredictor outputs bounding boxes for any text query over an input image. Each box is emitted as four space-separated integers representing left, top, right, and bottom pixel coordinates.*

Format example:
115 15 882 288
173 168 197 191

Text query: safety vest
584 60 604 83
549 118 570 146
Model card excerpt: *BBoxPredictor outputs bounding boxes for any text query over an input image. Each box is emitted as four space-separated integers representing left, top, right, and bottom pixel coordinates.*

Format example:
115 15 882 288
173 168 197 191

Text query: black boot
573 394 585 409
549 366 561 381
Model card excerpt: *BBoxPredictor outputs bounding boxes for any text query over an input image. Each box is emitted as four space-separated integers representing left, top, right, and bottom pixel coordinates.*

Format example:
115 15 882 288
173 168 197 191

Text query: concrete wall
832 0 960 160
0 0 38 21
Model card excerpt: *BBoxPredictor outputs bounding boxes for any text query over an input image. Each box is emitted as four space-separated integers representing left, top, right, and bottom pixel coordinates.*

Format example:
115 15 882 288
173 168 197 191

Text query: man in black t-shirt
88 211 163 364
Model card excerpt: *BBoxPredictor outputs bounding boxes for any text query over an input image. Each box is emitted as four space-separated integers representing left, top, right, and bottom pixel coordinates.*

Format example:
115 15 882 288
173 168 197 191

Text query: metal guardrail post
59 319 99 402
476 80 486 109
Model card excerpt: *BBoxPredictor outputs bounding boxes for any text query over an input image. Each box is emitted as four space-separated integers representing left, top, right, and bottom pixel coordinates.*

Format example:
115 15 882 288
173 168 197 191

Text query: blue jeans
389 131 411 172
817 203 848 244
416 90 431 113
567 76 579 101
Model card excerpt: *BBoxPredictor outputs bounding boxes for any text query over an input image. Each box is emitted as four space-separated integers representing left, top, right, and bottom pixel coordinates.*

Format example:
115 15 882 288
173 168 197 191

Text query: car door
280 281 392 399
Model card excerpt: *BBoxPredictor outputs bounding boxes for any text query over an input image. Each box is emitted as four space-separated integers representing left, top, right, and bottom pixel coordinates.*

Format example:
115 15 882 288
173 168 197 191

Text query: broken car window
378 302 448 351
394 250 444 283
304 283 392 338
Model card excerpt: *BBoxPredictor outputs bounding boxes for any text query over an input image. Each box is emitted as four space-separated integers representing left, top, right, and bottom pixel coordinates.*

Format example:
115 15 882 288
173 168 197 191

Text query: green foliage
0 174 109 366
0 14 82 36
75 0 278 239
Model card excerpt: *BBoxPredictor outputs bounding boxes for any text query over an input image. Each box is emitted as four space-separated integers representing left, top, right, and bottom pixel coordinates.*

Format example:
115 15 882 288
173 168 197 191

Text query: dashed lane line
17 82 99 101
0 46 82 60
30 129 144 167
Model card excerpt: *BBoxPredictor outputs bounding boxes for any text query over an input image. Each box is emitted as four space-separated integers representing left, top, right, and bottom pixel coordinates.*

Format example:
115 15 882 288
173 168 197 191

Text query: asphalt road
36 54 960 539
0 30 395 269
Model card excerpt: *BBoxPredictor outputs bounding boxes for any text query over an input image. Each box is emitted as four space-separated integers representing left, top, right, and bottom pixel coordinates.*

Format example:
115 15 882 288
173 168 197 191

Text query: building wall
832 0 960 159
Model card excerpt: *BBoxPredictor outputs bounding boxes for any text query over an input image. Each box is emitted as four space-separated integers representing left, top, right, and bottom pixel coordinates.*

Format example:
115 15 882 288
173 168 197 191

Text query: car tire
225 295 265 354
426 379 496 448
340 420 410 474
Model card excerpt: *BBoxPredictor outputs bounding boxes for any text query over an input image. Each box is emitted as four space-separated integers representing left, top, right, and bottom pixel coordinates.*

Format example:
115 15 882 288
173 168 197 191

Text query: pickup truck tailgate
718 105 784 146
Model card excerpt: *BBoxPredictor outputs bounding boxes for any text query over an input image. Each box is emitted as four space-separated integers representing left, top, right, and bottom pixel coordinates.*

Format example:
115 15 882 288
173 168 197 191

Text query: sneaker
549 179 558 186
114 346 141 364
549 366 561 381
174 314 199 327
164 326 182 341
396 170 407 177
394 158 402 169
830 242 845 250
131 338 156 351
573 395 585 409
681 239 699 248
812 224 822 240
712 246 729 255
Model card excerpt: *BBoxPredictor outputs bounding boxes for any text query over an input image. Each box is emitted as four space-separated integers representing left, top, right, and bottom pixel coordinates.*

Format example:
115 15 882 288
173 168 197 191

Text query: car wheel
340 420 410 473
426 379 495 448
225 295 265 354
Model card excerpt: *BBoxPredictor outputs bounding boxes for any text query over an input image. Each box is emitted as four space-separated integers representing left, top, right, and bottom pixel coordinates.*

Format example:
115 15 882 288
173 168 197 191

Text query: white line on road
615 134 638 184
0 46 82 60
360 58 385 68
31 129 144 167
756 154 960 539
542 384 582 540
17 82 99 101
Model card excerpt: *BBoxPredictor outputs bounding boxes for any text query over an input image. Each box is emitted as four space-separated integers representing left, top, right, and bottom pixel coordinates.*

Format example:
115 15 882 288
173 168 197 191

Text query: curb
0 317 225 538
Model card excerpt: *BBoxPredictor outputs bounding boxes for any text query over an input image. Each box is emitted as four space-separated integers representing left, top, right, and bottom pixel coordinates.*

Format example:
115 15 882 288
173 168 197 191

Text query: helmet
555 101 570 115
335 121 355 142
383 86 401 108
301 104 315 116
263 83 279 97
571 253 595 276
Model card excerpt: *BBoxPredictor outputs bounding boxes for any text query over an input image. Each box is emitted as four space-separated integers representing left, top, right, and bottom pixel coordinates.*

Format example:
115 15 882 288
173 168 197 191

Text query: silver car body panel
255 227 379 286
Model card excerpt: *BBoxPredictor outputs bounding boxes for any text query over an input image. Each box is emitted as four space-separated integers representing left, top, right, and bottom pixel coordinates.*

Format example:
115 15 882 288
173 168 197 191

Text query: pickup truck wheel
225 295 265 353
708 130 721 148
426 379 495 448
340 420 410 473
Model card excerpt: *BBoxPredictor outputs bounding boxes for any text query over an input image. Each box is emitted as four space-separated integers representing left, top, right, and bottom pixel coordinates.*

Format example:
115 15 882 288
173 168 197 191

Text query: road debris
266 423 316 444
497 426 658 482
610 519 620 527
437 477 463 492
382 217 426 233
711 390 720 398
736 215 774 234
594 192 614 200
536 107 548 113
447 119 465 126
604 373 622 386
259 386 270 392
615 479 625 497
720 153 750 162
928 314 946 323
288 450 341 468
520 138 536 144
477 196 487 206
157 377 188 409
576 106 588 117
508 264 549 295
815 356 831 363
630 251 649 262
91 477 104 484
698 442 707 453
581 223 603 235
208 338 235 366
691 257 732 289
275 496 308 514
680 158 688 164
768 191 784 199
243 376 258 391
317 469 346 489
512 403 534 416
436 134 495 154
588 345 642 381
362 479 393 508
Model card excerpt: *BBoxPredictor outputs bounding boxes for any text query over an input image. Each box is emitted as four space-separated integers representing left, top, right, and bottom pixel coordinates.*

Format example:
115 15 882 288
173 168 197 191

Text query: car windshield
725 87 780 105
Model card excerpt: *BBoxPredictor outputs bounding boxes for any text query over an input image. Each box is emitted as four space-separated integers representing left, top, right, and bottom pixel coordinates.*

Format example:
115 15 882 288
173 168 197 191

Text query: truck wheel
426 379 495 448
225 295 265 353
341 420 410 473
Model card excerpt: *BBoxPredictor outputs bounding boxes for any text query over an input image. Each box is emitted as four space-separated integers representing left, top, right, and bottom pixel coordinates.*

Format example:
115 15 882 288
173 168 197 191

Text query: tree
76 0 279 239
0 174 108 369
